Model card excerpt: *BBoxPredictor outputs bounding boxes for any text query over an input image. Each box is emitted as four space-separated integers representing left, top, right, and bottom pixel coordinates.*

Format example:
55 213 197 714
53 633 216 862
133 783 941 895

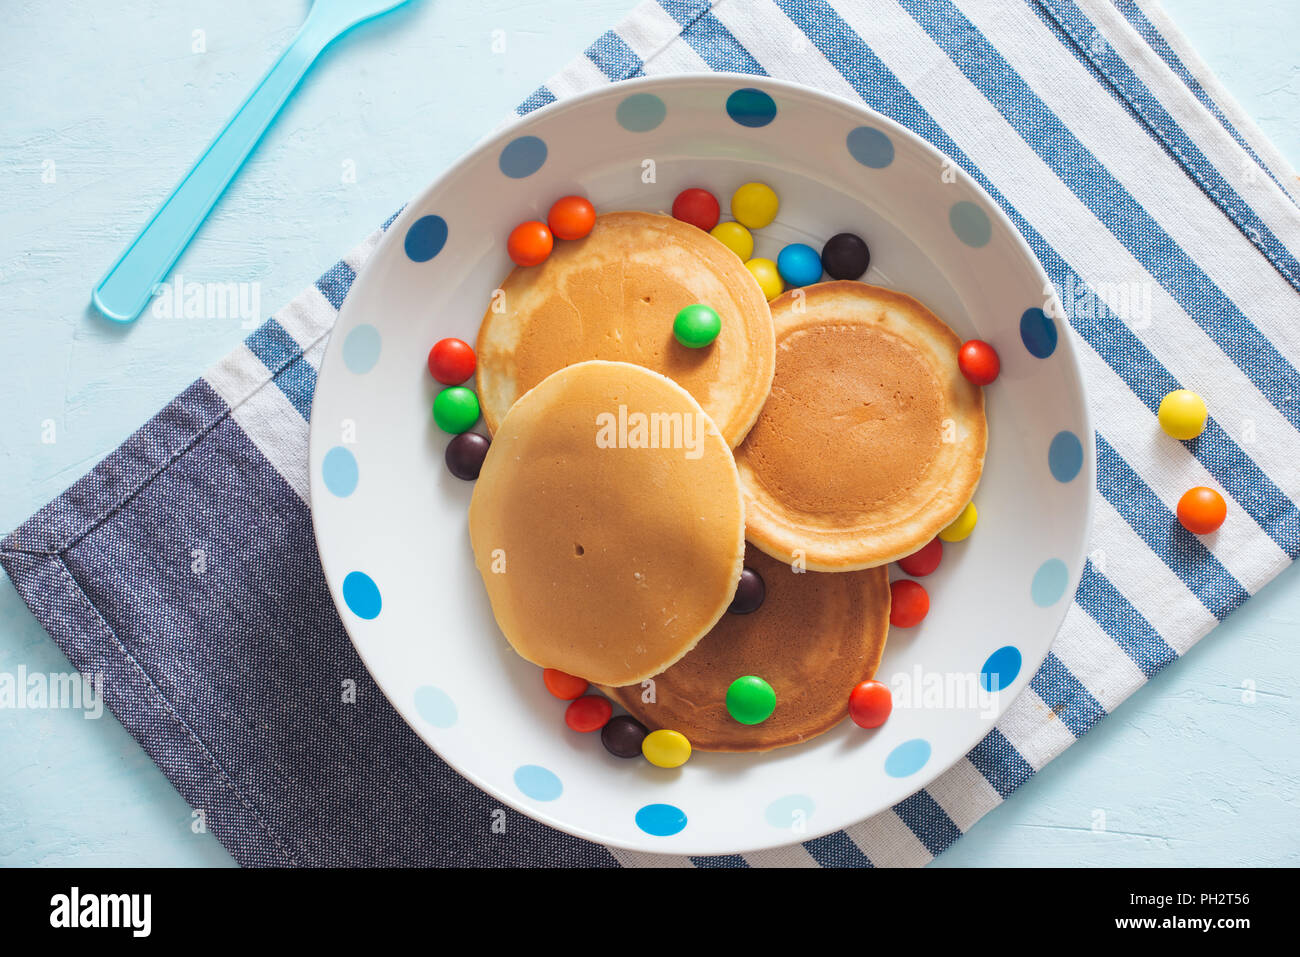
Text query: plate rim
308 71 1098 857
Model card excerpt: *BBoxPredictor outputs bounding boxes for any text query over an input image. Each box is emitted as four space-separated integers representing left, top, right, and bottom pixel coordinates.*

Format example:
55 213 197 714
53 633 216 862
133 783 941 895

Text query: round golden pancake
476 211 775 448
736 281 986 571
603 546 890 752
468 360 746 687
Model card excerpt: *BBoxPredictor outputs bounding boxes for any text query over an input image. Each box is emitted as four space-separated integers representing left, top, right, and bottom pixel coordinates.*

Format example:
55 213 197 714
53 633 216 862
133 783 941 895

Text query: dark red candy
601 715 649 758
671 188 721 231
820 232 870 280
728 566 766 614
897 537 942 577
565 695 612 732
445 432 490 480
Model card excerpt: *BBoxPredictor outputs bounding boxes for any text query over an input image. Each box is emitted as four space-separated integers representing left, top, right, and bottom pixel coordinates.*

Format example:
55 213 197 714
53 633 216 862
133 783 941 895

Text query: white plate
309 74 1094 856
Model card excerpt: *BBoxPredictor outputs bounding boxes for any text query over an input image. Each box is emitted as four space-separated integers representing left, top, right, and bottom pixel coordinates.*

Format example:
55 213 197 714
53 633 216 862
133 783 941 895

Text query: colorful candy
565 694 612 732
642 728 692 768
601 715 649 758
731 182 779 229
427 337 476 385
673 303 722 349
848 680 892 729
433 386 480 434
939 502 978 543
745 257 784 301
776 243 823 287
889 579 930 627
726 675 777 725
507 220 553 266
728 566 766 614
671 188 721 232
445 432 490 480
958 340 1000 386
820 232 870 280
543 668 589 700
897 537 942 577
547 195 596 240
710 221 754 260
1177 486 1226 534
1158 389 1208 440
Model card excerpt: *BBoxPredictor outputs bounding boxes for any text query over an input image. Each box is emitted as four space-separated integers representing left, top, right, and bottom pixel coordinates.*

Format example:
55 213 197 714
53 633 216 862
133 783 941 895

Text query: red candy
1177 486 1227 535
889 579 930 627
543 668 588 700
427 338 476 385
564 695 612 732
547 195 596 240
848 680 892 729
958 340 1000 386
671 188 721 232
507 221 553 266
897 537 942 577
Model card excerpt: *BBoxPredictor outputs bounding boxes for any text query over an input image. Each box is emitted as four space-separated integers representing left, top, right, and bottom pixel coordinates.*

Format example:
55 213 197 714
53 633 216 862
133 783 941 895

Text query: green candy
726 675 776 725
433 386 480 434
673 303 722 348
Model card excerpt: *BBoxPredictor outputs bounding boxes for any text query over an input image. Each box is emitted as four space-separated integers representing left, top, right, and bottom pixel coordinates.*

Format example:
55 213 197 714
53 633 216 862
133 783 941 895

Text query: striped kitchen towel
3 0 1298 867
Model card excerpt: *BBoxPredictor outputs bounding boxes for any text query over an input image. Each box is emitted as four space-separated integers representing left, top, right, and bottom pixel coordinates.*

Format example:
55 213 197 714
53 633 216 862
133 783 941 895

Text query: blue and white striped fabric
3 0 1297 867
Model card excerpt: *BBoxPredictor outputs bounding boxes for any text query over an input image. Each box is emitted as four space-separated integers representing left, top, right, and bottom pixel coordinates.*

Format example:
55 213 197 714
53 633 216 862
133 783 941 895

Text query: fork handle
91 23 329 323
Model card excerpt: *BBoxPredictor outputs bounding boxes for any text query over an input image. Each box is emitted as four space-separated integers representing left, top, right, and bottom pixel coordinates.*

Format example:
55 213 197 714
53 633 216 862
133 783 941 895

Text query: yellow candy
1157 389 1207 440
939 502 978 543
731 182 779 229
642 729 692 768
745 257 784 301
710 221 754 261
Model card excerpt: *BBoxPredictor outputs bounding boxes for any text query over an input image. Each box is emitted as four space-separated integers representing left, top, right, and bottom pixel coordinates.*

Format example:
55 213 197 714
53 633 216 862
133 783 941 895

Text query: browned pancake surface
604 546 890 751
736 281 986 570
476 211 775 447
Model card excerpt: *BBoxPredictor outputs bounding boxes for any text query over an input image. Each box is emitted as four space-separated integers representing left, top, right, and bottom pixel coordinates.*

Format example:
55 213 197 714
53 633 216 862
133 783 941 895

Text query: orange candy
1177 486 1226 535
507 220 553 266
547 195 596 240
543 668 588 700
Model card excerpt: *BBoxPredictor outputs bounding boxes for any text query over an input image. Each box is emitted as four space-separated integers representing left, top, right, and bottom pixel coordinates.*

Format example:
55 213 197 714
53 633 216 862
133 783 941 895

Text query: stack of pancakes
469 212 986 752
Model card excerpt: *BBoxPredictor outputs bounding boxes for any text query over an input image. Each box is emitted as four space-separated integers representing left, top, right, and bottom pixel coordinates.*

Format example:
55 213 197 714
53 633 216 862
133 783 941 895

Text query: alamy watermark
0 666 104 719
149 273 261 327
595 405 710 460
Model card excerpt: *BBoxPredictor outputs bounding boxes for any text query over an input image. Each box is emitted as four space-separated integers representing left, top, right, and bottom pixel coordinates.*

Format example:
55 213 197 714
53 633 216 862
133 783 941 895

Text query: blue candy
776 243 823 287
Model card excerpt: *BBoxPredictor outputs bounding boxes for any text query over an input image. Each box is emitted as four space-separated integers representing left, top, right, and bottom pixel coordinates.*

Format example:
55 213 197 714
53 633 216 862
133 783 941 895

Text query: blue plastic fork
92 0 414 323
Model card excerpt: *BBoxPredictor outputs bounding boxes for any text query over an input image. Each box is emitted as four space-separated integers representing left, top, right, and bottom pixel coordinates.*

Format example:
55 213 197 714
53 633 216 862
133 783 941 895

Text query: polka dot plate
309 75 1094 856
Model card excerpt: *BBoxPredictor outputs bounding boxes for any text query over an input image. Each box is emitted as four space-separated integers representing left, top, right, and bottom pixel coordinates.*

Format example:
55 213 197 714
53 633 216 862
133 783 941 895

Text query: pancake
476 211 775 448
468 360 746 687
736 281 986 571
603 546 890 752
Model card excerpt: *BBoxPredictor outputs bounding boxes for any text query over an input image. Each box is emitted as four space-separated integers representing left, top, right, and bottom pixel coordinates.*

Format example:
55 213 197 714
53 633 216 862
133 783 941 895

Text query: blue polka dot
342 571 382 619
635 803 688 836
885 738 931 778
980 646 1023 693
726 87 776 127
514 764 562 801
342 324 381 374
1048 430 1084 483
616 92 666 132
404 214 448 262
414 685 457 728
846 126 894 168
1031 558 1070 607
949 201 992 247
1020 307 1058 358
321 446 358 497
765 794 815 829
498 135 547 178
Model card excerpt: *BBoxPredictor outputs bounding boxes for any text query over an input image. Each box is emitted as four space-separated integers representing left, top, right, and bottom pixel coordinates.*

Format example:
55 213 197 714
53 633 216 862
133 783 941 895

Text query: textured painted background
0 0 1296 866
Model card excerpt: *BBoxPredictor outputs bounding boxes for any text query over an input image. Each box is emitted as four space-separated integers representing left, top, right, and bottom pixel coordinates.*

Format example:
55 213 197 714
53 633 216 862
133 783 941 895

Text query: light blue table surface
1 0 1296 867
